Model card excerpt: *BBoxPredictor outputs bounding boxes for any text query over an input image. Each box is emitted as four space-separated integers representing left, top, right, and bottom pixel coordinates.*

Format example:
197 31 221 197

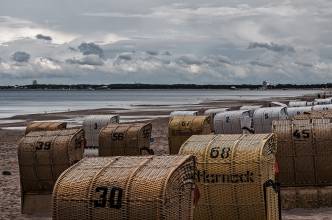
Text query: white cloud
83 4 304 19
188 64 201 74
66 55 104 66
34 57 61 70
0 47 329 84
0 16 77 44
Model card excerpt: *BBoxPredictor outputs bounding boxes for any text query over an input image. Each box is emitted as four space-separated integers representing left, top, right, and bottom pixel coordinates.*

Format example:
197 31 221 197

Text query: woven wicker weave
204 108 229 132
53 155 196 220
287 107 313 118
281 186 332 209
273 118 332 186
170 111 199 116
18 129 85 215
314 98 332 105
312 104 332 111
25 121 67 134
99 123 153 156
179 134 280 220
83 115 119 147
288 101 312 107
293 110 332 120
253 107 288 133
213 110 252 134
168 116 211 154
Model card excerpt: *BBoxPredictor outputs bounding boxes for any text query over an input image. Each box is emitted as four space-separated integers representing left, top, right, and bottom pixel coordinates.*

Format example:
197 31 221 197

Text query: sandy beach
1 93 332 219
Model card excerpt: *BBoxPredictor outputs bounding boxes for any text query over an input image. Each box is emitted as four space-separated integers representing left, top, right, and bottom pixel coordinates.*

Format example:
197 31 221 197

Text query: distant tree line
0 83 331 90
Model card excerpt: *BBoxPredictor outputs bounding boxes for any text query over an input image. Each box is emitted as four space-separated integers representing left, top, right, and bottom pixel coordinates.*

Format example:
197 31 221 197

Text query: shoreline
0 89 320 129
0 88 321 122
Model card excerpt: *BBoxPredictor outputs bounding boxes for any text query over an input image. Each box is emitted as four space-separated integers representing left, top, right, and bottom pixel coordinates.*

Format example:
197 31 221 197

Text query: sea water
0 89 320 119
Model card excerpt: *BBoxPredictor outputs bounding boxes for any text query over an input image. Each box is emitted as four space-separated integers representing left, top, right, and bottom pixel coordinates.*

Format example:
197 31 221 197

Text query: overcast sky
0 0 331 85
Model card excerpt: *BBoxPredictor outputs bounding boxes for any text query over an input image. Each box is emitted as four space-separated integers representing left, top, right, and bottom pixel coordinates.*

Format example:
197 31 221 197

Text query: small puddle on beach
0 119 27 130
1 126 26 130
0 119 26 124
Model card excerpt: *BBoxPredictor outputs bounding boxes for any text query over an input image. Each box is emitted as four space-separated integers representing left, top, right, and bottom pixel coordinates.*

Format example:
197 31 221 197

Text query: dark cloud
250 61 273 68
68 47 77 52
66 55 104 66
12 51 30 62
146 50 158 56
248 42 295 53
117 54 132 61
36 34 52 41
163 51 171 56
78 42 104 57
215 56 232 65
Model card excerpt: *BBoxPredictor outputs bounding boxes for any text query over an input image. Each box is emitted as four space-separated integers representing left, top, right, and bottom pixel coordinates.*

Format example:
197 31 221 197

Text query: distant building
96 85 109 90
262 81 269 90
32 80 38 85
